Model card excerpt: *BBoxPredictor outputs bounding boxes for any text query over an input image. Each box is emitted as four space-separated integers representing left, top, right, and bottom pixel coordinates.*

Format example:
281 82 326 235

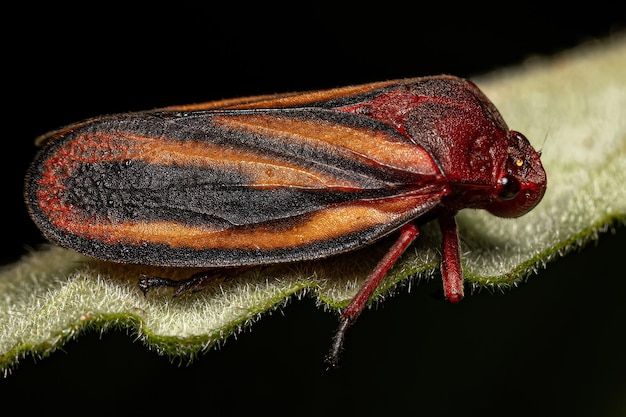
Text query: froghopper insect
24 76 547 365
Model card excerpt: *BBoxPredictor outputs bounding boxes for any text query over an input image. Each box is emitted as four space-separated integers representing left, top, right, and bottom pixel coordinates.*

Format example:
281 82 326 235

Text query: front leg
438 213 464 303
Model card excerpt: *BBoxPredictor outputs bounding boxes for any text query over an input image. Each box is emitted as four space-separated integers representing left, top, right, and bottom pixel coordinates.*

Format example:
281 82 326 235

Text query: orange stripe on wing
62 132 364 189
160 80 399 112
35 80 403 146
74 188 444 252
214 113 440 176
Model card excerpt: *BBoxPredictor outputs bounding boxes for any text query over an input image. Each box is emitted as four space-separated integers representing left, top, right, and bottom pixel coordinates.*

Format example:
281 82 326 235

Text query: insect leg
438 213 464 303
139 266 255 297
325 222 419 367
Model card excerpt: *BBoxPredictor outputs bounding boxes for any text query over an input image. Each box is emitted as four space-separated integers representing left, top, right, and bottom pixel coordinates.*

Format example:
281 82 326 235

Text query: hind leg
139 266 255 297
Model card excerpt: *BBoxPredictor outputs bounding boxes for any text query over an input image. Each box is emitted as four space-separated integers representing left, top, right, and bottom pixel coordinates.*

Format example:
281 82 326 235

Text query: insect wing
25 100 445 267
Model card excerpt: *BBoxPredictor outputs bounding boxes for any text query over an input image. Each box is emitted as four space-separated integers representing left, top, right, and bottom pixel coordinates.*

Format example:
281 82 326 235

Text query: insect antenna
537 121 552 157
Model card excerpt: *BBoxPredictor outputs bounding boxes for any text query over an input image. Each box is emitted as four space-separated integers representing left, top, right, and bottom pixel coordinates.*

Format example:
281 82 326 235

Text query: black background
2 4 625 416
